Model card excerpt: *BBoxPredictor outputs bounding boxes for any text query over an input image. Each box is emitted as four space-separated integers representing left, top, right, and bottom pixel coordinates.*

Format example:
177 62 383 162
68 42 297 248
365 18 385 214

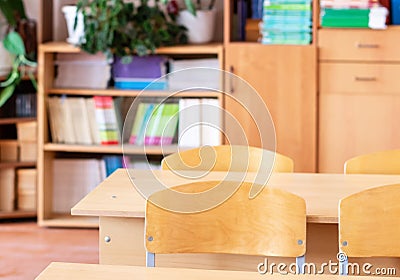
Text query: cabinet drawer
319 62 400 94
318 28 400 61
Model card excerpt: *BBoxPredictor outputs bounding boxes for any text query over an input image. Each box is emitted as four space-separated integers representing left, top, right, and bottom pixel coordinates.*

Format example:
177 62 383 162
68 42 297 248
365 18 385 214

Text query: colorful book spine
129 103 148 144
93 96 120 145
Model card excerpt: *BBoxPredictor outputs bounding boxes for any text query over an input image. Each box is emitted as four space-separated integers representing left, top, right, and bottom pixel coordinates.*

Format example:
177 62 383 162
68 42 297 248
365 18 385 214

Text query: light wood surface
146 182 305 257
344 150 400 174
36 262 398 280
0 117 36 125
161 145 294 173
339 183 400 257
318 28 400 62
319 62 400 94
72 169 400 224
224 44 316 172
318 86 400 173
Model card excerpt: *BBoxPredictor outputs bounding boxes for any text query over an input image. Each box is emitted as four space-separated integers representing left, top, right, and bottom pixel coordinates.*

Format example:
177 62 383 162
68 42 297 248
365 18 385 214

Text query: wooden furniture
161 145 294 173
71 169 400 269
145 181 306 268
223 0 317 173
339 183 400 274
36 262 398 280
318 27 400 173
344 149 400 174
37 42 224 227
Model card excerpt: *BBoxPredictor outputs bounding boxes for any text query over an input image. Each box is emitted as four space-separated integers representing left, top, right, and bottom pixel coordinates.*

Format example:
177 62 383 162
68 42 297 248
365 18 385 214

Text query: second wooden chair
161 145 294 173
344 149 400 174
339 183 400 275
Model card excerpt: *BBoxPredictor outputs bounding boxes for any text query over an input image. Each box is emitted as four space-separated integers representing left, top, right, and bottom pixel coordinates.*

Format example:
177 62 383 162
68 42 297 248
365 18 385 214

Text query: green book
129 103 148 144
160 103 179 145
321 17 369 27
264 4 311 10
144 104 165 145
321 8 370 17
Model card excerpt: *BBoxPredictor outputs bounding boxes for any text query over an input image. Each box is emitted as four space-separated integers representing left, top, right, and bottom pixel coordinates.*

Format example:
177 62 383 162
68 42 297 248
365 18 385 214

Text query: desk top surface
71 169 400 223
36 262 397 280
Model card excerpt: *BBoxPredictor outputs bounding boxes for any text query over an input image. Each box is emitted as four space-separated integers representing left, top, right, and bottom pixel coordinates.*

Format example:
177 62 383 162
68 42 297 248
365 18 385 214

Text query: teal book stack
261 0 313 45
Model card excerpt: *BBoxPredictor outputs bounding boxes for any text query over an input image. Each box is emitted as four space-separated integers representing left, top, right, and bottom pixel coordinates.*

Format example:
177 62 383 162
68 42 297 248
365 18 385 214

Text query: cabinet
37 42 224 227
223 0 318 172
318 27 400 172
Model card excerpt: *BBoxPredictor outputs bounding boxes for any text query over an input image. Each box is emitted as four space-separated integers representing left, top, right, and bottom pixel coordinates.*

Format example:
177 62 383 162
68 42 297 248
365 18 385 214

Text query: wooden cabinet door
224 44 317 172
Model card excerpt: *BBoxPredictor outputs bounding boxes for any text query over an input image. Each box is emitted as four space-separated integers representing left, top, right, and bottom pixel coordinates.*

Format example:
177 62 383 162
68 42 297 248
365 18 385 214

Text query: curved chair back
161 145 294 173
145 181 306 267
339 183 400 274
344 150 400 174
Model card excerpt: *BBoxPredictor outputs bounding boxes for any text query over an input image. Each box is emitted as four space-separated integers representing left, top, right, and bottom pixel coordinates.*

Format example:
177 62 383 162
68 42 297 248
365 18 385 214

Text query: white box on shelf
54 53 111 89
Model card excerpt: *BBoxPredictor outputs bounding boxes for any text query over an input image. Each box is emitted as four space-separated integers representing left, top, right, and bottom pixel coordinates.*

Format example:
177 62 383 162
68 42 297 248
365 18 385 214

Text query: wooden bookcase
37 42 224 227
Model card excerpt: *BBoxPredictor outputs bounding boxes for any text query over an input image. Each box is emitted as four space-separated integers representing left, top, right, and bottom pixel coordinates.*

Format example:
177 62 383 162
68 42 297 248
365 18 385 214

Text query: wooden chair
344 149 400 174
145 180 306 272
161 145 294 173
339 183 400 275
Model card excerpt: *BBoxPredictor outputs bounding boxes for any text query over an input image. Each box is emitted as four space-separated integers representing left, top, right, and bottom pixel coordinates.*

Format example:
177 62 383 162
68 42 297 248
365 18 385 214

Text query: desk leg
99 217 146 265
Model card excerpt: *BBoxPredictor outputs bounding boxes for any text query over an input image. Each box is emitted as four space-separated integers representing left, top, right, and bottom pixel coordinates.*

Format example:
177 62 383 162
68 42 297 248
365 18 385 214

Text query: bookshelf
37 42 224 227
0 86 37 221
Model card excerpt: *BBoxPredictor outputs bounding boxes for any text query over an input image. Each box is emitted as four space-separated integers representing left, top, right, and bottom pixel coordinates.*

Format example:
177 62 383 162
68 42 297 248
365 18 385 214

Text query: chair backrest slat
145 181 306 257
339 183 400 257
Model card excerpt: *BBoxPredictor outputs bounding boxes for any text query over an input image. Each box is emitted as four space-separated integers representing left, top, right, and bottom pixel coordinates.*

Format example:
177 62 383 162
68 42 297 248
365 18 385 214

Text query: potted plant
73 0 187 89
0 0 37 107
163 0 217 43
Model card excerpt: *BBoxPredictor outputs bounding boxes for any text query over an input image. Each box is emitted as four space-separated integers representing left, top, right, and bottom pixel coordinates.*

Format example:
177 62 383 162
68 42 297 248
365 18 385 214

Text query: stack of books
320 0 388 28
47 96 122 145
113 56 168 90
128 102 179 146
261 0 313 45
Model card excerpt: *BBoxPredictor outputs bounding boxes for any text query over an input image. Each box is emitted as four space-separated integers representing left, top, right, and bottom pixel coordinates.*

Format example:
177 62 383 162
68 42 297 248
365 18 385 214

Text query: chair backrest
344 150 400 174
161 145 294 173
339 183 400 258
145 181 306 267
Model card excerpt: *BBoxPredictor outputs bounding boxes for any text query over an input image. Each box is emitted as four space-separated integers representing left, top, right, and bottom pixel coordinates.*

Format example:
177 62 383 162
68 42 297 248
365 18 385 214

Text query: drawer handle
354 76 377 82
356 43 379 48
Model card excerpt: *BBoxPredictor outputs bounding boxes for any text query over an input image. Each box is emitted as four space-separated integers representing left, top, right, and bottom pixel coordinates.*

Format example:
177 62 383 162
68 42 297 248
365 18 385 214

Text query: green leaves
3 31 26 55
76 0 188 58
0 84 16 107
184 0 197 15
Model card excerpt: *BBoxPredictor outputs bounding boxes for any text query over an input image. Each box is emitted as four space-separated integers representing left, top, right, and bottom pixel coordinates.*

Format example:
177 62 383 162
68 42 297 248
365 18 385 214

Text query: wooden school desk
72 169 400 271
36 262 399 280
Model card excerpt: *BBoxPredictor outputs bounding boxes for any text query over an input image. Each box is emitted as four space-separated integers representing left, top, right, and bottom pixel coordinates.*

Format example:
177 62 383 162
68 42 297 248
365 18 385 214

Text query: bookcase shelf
0 117 36 125
44 143 182 155
47 88 223 98
37 41 224 227
0 161 36 168
0 210 37 219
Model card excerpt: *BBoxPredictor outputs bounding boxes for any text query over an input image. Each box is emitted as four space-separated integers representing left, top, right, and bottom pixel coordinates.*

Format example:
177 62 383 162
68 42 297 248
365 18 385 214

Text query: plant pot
177 9 217 44
112 56 168 90
62 5 84 45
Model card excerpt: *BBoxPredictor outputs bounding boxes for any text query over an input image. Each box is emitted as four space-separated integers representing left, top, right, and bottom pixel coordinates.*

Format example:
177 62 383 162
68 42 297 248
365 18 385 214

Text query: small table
72 169 400 270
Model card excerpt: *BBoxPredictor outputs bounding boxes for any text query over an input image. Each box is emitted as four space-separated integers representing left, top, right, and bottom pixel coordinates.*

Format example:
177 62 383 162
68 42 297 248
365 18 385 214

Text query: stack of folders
47 96 121 145
320 0 388 28
178 98 222 148
261 0 313 45
128 102 180 146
